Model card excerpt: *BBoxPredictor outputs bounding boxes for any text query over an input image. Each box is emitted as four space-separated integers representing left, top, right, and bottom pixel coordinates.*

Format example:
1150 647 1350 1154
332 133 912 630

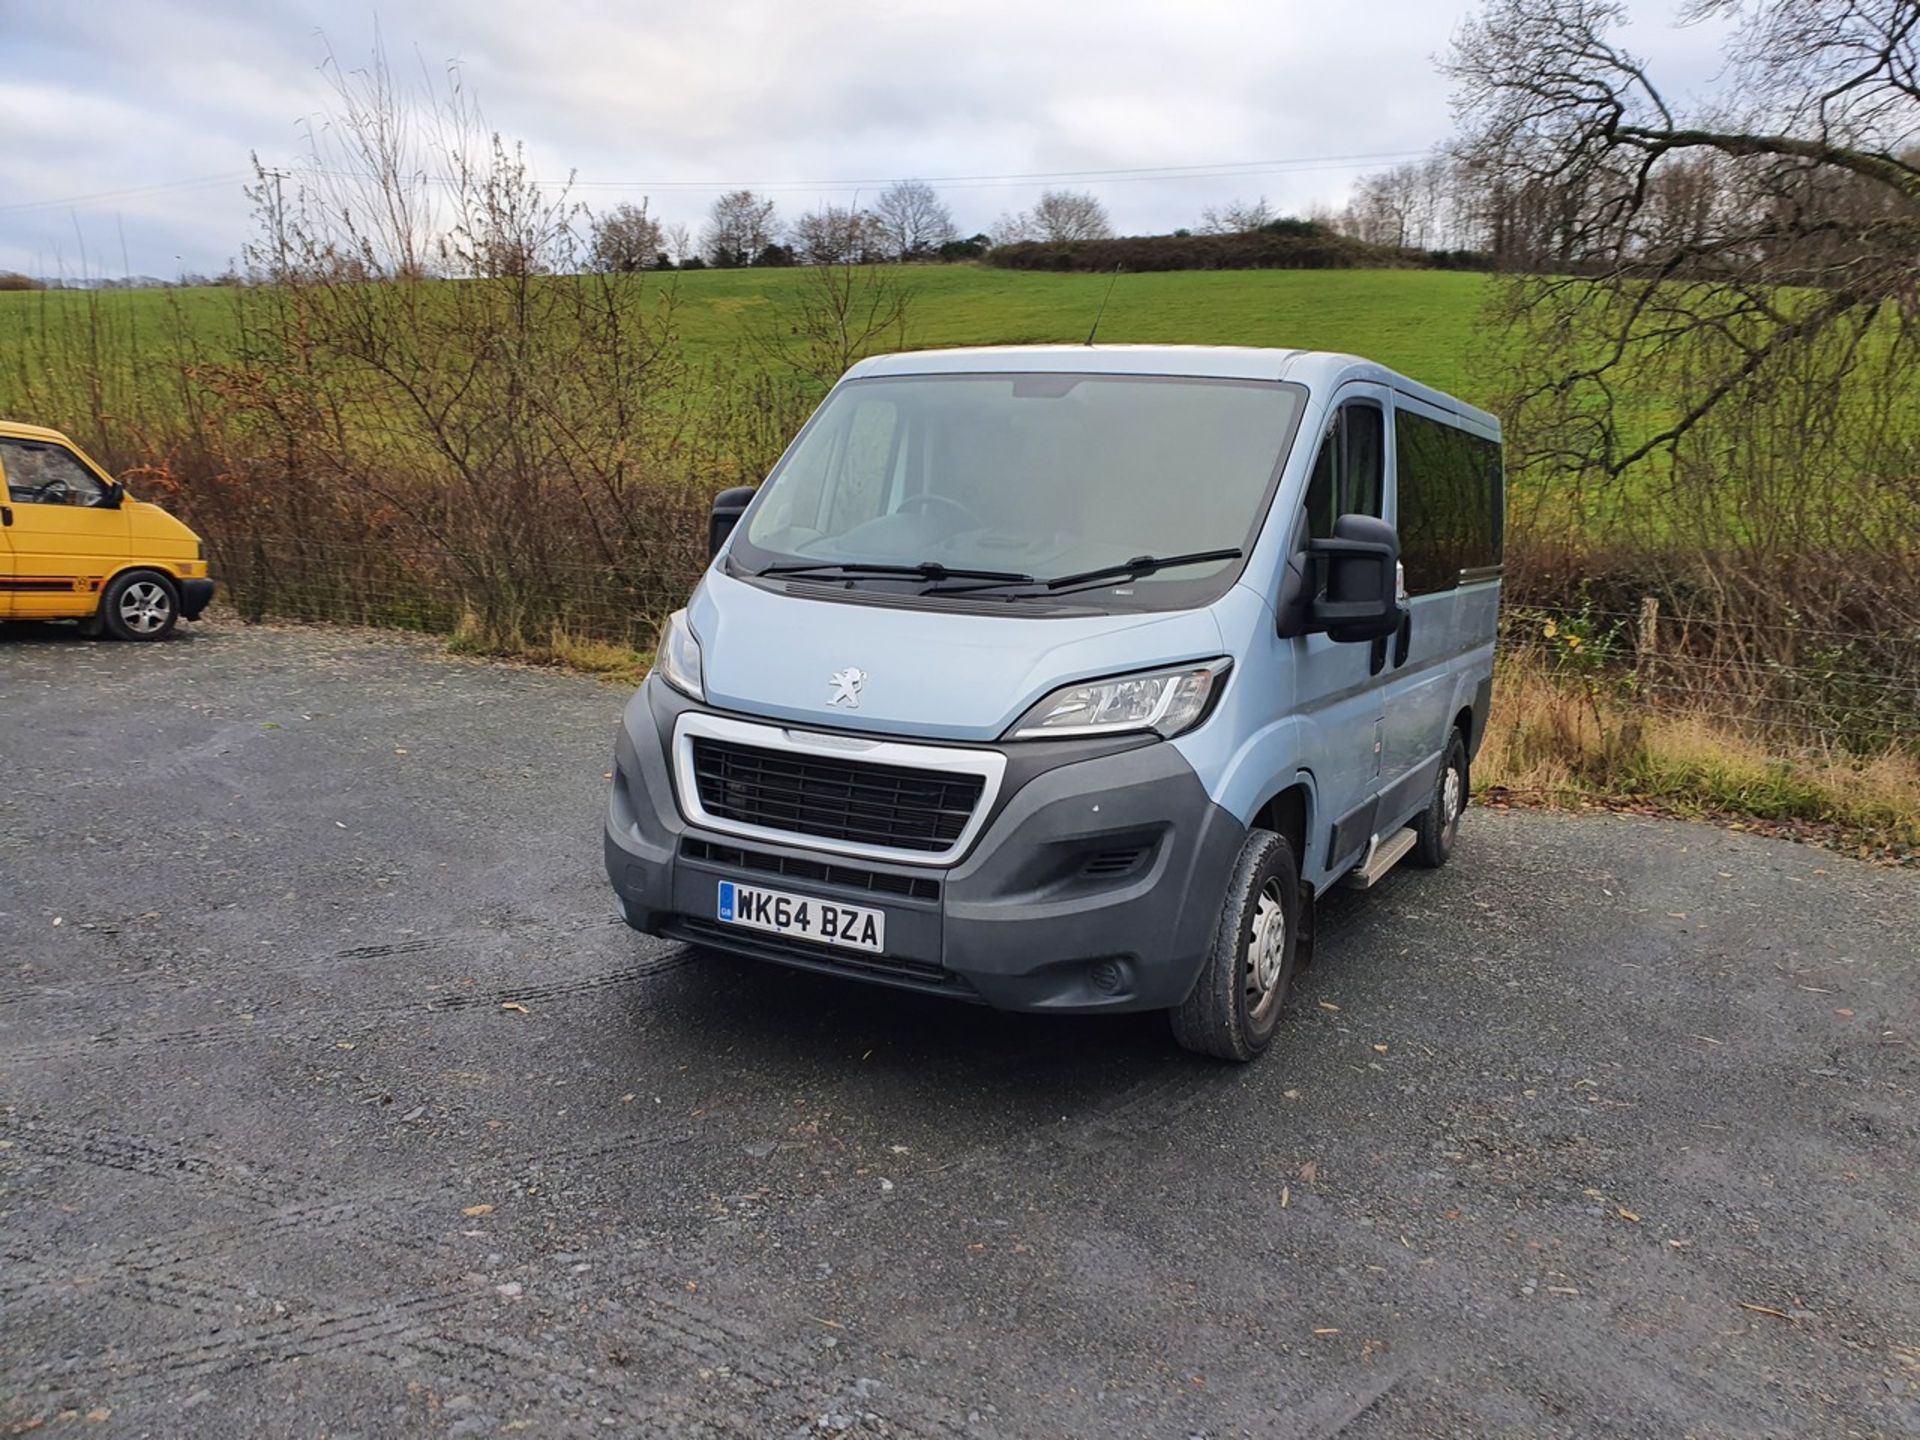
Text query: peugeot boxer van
605 346 1502 1060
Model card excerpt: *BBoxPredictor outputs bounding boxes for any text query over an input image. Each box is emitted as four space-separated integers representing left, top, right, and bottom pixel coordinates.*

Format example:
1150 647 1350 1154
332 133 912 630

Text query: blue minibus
606 346 1503 1060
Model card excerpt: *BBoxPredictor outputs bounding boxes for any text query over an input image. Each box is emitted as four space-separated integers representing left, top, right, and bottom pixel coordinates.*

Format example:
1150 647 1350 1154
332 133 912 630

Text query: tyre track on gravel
398 1286 1001 1440
0 1118 702 1310
0 914 639 1010
2 1294 467 1409
0 948 699 1062
0 1116 299 1210
0 1057 1180 1432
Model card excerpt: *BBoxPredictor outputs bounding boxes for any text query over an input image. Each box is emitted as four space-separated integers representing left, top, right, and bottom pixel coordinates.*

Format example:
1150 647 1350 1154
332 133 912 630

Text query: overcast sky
1 0 1736 278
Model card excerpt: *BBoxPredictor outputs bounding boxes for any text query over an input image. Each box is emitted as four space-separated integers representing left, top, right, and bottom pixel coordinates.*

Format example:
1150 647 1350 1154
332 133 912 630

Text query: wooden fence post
1635 595 1660 685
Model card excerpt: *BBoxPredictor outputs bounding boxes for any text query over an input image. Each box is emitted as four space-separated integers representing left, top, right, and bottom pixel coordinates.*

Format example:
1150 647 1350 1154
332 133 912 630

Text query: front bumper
603 677 1246 1014
178 578 215 620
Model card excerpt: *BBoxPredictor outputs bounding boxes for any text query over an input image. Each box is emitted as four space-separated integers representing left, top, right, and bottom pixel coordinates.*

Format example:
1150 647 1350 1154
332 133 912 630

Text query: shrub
990 228 1404 273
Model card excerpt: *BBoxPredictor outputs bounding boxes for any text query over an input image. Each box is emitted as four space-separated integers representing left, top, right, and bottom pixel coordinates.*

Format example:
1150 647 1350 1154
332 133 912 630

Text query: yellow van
0 421 213 640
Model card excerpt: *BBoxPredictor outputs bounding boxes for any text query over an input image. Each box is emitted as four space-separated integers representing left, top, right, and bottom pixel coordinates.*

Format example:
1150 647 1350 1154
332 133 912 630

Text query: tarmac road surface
3 621 1917 1437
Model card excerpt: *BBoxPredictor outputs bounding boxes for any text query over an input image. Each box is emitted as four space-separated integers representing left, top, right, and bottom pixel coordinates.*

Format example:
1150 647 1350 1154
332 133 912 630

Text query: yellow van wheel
100 569 181 641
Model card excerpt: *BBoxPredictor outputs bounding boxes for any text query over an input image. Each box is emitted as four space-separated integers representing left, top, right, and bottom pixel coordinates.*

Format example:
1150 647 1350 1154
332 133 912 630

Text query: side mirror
104 480 126 509
708 485 755 559
1305 513 1401 644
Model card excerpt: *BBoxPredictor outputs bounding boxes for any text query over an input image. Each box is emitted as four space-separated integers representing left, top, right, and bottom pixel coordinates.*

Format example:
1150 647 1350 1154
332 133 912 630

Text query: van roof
846 344 1499 433
0 419 78 445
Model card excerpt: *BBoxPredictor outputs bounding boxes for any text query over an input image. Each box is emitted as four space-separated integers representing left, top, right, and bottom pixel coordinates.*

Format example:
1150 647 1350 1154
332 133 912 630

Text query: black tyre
1170 829 1302 1063
100 570 180 642
1411 729 1468 869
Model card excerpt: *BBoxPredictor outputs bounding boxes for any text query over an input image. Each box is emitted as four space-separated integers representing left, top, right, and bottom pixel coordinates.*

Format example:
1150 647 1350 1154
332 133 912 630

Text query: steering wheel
894 493 982 530
28 477 72 505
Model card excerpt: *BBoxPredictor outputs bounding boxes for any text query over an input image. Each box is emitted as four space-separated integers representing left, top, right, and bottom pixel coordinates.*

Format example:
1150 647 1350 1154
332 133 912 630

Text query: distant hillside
0 263 1497 413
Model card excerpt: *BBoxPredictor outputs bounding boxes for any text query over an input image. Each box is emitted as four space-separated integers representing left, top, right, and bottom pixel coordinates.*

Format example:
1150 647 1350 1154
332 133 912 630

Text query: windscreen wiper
1040 547 1245 592
919 547 1246 600
756 560 1037 584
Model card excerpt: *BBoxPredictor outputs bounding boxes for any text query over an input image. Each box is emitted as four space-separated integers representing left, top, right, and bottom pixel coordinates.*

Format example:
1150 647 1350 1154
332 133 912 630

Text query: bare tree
588 201 665 272
1199 195 1276 234
1449 0 1920 629
990 189 1113 244
871 180 957 259
442 131 573 280
1031 189 1113 241
750 251 915 389
789 204 875 265
662 221 695 267
261 38 445 281
702 190 778 267
989 210 1037 247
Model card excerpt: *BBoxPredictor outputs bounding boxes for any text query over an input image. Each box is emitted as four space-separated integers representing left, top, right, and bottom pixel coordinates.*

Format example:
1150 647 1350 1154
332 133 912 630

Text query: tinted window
1303 400 1385 539
1395 410 1502 595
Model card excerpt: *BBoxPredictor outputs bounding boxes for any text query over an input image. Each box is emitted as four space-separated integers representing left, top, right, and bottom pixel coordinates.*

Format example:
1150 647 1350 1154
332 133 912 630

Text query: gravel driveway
3 621 1917 1438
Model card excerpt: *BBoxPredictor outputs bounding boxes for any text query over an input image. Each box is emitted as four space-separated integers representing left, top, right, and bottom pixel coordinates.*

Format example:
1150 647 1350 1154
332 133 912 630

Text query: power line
0 171 254 216
551 149 1435 192
3 149 1428 216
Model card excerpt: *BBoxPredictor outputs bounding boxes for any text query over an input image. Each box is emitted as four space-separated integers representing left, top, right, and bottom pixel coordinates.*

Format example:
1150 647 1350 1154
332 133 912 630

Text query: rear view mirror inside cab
1009 375 1084 399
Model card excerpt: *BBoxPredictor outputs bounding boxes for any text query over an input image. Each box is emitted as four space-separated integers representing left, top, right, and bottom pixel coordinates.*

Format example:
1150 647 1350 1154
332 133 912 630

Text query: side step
1343 827 1418 890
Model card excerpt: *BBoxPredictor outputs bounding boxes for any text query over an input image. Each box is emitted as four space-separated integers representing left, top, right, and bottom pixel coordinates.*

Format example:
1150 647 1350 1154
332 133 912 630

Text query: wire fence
209 534 701 654
195 538 1917 755
1497 601 1918 755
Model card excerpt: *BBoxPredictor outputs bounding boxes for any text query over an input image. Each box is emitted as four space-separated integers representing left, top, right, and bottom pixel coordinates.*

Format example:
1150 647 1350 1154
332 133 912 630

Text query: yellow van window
1 440 108 507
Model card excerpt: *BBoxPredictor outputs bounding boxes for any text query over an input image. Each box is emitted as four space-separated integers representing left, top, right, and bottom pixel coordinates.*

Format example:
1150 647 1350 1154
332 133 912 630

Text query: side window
1303 400 1385 539
1395 410 1503 594
1 439 109 507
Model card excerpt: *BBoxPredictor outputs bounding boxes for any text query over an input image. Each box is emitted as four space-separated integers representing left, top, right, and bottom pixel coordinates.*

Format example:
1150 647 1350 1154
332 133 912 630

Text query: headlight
1007 660 1229 740
656 608 704 700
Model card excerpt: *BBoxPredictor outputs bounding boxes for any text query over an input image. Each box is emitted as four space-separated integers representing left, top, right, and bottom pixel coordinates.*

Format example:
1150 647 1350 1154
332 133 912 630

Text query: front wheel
100 570 180 641
1170 829 1302 1063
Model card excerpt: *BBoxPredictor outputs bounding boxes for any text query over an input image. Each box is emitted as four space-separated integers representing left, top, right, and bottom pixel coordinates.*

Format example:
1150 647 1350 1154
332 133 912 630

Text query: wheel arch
1251 772 1315 871
95 561 187 606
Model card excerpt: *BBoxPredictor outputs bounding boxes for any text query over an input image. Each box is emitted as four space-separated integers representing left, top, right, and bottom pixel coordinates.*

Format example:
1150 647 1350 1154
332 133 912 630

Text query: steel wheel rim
1442 764 1464 837
1245 877 1288 1023
120 582 171 634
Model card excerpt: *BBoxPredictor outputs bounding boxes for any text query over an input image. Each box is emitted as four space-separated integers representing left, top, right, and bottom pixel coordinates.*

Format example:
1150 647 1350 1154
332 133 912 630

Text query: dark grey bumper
178 578 215 620
603 678 1246 1014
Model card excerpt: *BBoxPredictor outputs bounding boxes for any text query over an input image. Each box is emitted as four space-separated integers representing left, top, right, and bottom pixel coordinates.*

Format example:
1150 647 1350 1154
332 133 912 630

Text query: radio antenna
1084 264 1122 346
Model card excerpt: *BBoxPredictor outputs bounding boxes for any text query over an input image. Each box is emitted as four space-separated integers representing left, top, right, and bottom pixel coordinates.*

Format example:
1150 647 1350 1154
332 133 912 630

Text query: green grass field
0 264 1499 415
665 265 1494 399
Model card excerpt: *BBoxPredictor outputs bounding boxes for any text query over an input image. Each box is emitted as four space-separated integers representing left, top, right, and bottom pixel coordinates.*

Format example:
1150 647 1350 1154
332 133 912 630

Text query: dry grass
446 613 651 686
1477 658 1920 852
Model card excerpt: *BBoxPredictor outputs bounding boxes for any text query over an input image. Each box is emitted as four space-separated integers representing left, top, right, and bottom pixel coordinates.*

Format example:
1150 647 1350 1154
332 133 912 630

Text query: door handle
1 505 11 526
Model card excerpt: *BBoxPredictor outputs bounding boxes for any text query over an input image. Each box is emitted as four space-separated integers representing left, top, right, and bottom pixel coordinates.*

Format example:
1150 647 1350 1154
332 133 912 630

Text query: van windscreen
736 373 1305 606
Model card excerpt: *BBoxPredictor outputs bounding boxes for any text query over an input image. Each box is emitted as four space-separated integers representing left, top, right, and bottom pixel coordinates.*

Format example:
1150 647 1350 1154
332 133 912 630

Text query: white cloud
0 0 1736 276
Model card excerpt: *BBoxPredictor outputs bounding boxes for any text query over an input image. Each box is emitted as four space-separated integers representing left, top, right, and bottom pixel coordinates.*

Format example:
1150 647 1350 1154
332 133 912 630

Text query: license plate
716 881 886 954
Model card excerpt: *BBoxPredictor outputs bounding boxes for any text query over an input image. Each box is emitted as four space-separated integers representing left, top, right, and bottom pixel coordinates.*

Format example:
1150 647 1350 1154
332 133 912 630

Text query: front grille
690 737 984 854
680 838 940 902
